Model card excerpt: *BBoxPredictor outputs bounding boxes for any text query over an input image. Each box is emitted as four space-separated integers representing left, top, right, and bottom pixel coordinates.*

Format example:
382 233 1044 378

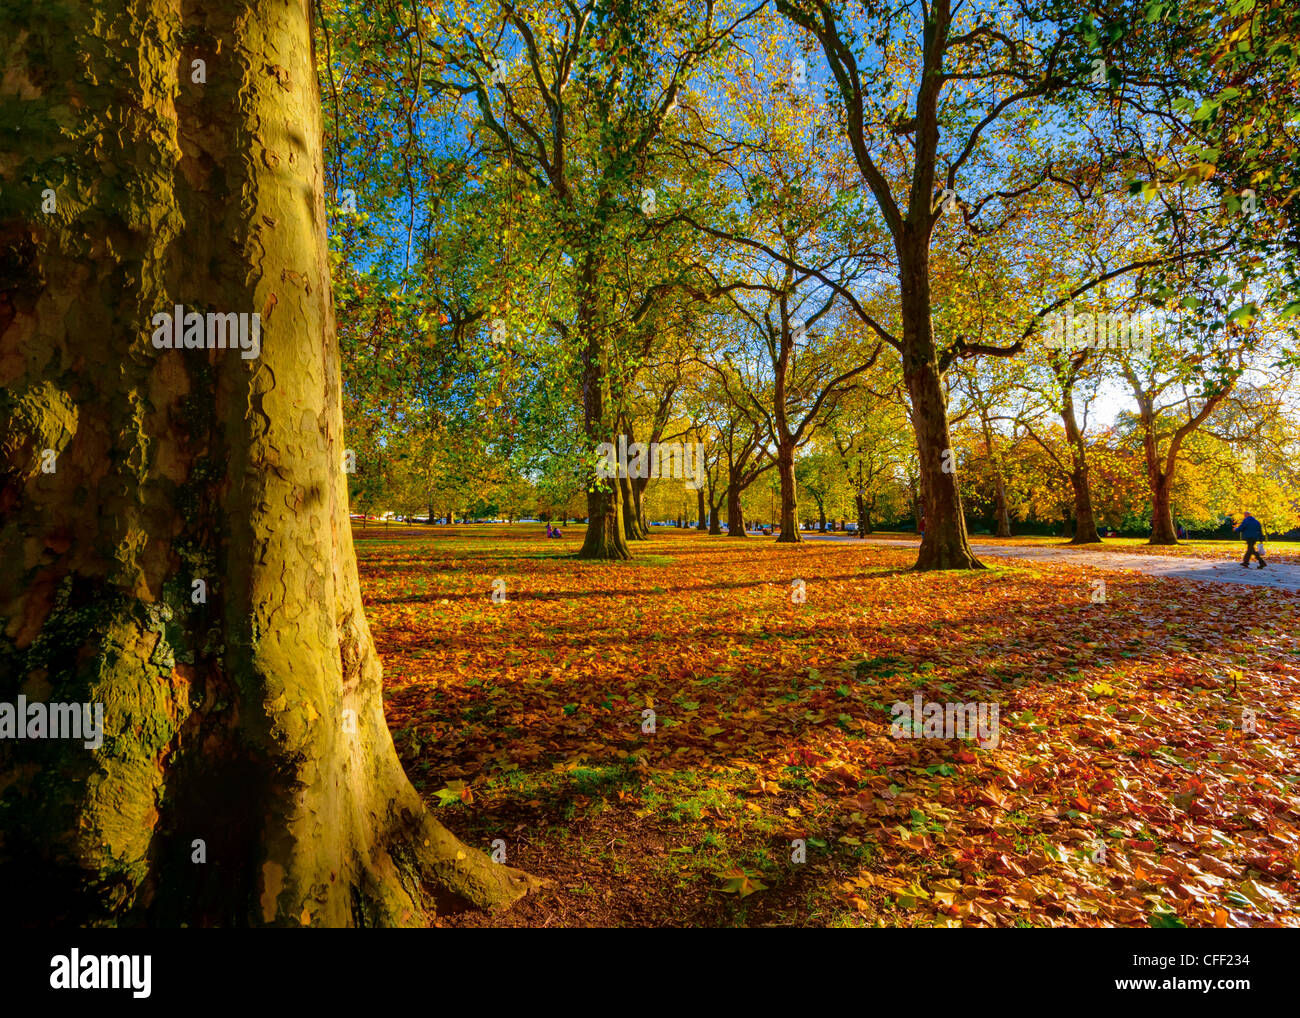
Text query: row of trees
349 353 1299 539
328 0 1299 566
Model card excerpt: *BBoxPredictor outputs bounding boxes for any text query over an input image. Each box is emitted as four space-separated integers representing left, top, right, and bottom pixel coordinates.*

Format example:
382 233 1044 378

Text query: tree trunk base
580 487 632 559
411 814 548 919
914 535 985 571
578 542 633 560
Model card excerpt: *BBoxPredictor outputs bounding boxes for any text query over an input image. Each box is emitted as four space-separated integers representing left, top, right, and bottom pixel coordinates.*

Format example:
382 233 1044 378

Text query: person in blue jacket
1233 512 1266 568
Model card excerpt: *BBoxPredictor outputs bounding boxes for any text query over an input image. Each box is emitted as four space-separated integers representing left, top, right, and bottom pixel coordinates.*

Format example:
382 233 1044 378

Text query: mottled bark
0 0 537 926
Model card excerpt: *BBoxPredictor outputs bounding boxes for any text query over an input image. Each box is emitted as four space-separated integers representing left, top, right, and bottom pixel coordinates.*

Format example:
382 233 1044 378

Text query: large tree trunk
619 473 646 541
726 486 746 537
900 253 981 569
696 487 707 530
577 266 628 559
992 474 1012 537
708 495 723 535
618 437 648 538
580 482 629 558
977 411 1012 538
1067 463 1101 544
634 477 651 537
1149 474 1177 544
1138 414 1178 545
1060 387 1101 544
855 493 871 535
774 441 801 543
0 0 537 926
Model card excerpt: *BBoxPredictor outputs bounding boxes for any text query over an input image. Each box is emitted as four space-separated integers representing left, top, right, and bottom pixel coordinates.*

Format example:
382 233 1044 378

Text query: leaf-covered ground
356 523 1300 927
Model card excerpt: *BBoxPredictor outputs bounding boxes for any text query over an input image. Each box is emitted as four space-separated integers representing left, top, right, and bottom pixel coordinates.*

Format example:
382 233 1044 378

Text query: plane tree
0 0 535 925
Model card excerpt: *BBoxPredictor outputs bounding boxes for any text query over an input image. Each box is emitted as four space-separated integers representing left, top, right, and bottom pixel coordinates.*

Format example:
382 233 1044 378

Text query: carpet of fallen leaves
356 523 1300 927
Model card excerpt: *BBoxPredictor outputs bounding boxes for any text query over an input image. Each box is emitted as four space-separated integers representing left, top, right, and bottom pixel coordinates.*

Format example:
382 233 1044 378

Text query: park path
804 534 1300 592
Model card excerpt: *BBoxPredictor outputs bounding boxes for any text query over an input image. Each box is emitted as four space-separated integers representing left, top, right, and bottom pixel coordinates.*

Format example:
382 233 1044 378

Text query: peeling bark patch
260 860 285 923
265 64 290 90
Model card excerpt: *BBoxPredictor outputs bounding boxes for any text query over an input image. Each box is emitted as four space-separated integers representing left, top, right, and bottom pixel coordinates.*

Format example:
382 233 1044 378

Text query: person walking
1233 512 1266 569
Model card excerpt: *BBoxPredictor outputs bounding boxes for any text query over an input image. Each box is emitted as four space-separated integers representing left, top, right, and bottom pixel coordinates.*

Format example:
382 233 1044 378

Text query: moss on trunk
0 0 539 926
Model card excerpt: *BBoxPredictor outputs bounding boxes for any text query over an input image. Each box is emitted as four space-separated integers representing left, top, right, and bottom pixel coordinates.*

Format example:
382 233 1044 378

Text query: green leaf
1149 908 1187 928
714 868 768 898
